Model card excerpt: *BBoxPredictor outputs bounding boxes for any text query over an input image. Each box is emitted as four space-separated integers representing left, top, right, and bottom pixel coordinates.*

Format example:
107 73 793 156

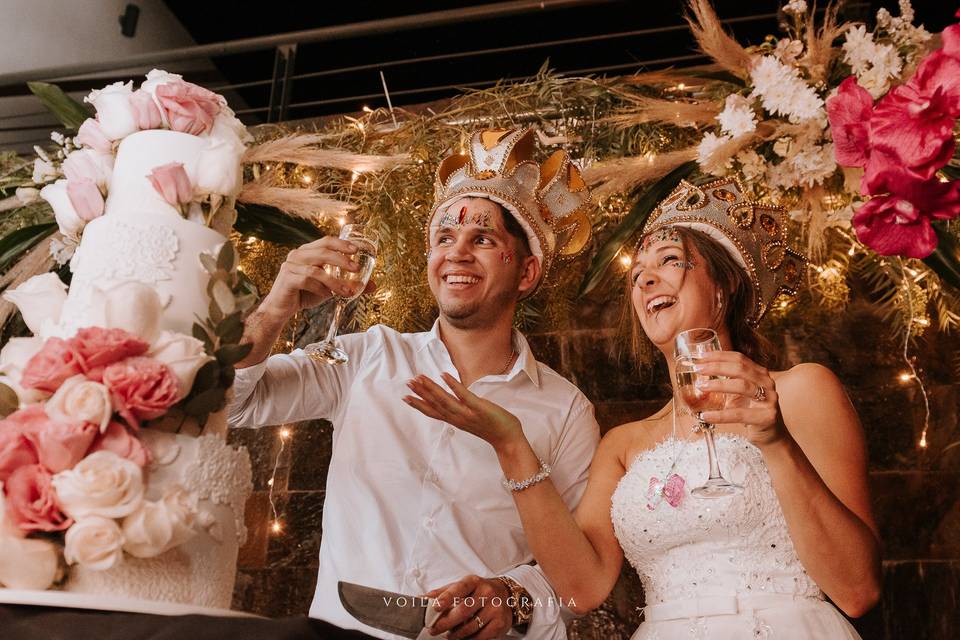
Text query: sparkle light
898 372 913 382
619 253 633 267
271 521 283 534
279 427 291 440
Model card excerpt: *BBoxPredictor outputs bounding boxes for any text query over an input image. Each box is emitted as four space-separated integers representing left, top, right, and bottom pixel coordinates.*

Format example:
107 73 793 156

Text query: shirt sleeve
502 395 600 637
227 328 380 429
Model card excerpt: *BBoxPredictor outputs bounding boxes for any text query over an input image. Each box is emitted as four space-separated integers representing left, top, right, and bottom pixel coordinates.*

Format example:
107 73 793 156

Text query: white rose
0 485 60 589
61 148 114 191
15 187 41 205
2 272 68 335
148 331 213 400
84 81 137 141
63 516 125 571
0 337 48 405
40 179 86 241
193 135 244 198
46 374 113 433
122 485 199 558
32 157 59 184
89 281 164 343
53 450 144 519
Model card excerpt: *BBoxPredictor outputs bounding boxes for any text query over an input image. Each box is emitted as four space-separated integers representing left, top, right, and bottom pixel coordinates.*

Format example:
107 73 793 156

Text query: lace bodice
611 433 822 607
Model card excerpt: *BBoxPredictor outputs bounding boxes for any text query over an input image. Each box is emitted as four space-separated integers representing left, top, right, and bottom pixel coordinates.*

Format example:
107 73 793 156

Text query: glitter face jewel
672 256 696 271
645 474 685 510
436 208 492 230
638 226 683 254
500 251 514 264
458 205 467 225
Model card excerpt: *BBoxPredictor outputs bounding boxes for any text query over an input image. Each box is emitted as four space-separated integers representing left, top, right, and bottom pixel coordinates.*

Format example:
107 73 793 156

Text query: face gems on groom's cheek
500 251 514 264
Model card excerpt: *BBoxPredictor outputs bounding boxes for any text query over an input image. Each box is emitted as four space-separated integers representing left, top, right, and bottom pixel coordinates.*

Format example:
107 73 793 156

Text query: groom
228 128 599 639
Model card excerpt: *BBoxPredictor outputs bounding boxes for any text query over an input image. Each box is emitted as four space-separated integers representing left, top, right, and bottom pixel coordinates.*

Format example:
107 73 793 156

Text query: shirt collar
419 319 541 388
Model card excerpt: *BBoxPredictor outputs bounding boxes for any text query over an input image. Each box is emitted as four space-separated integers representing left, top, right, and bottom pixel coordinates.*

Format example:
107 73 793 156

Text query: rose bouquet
32 70 250 263
0 322 203 590
826 10 960 259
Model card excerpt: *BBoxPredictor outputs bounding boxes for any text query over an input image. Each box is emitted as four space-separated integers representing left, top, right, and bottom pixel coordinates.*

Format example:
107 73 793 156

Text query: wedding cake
0 71 254 612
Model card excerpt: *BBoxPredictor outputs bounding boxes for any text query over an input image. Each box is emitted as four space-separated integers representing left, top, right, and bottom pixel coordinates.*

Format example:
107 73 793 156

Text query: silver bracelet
501 459 552 492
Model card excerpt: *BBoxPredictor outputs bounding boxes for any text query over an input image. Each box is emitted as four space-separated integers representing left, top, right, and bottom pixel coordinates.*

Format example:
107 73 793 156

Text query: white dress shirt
228 321 600 639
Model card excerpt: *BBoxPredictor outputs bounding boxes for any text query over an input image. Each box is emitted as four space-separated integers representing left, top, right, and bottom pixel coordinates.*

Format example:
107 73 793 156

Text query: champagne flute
674 328 743 498
305 223 378 365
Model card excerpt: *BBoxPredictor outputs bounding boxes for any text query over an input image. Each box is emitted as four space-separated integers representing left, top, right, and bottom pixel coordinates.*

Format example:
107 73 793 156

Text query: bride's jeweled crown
642 176 806 324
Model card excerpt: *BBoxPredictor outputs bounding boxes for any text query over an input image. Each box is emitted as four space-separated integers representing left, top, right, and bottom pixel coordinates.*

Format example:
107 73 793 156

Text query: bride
405 178 881 638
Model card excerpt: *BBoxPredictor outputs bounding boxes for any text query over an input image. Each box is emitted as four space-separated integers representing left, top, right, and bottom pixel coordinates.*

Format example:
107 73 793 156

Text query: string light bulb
279 427 291 440
271 520 283 534
619 253 633 267
898 372 913 382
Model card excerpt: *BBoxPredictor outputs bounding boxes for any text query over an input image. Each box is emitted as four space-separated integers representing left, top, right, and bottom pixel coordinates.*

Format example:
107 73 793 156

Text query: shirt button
423 517 434 529
410 567 421 578
444 426 456 438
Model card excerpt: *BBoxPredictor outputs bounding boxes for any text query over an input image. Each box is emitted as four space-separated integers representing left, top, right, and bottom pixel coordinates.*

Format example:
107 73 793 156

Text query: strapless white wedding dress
611 433 862 639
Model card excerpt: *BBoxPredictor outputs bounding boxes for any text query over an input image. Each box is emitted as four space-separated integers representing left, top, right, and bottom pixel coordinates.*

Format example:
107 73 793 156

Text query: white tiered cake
0 72 253 614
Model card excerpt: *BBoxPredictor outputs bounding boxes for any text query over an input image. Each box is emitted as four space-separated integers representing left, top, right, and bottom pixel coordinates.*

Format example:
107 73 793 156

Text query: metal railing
0 0 783 150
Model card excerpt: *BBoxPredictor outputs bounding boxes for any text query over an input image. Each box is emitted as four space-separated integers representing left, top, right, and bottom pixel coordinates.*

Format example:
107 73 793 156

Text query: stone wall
229 296 960 639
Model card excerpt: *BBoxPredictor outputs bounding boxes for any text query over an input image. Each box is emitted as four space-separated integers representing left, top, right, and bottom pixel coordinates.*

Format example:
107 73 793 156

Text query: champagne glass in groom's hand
305 223 378 365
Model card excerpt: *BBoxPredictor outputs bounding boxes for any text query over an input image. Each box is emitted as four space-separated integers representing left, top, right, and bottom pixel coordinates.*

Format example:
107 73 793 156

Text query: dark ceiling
145 1 957 124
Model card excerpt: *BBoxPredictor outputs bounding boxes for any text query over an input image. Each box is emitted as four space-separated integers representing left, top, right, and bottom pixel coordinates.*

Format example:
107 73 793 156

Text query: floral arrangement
28 70 249 263
0 323 202 590
826 10 960 259
0 227 251 589
582 0 960 334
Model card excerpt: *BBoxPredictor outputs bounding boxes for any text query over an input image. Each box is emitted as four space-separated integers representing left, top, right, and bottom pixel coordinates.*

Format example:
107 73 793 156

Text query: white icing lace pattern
610 434 822 607
73 221 179 285
183 435 253 546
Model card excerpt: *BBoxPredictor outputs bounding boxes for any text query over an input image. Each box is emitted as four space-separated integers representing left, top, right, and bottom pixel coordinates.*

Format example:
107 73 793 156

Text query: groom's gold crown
642 176 806 325
428 127 592 293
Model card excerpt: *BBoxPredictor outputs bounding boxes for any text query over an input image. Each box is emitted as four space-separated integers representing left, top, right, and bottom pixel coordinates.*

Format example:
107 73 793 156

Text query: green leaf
0 383 19 418
216 311 244 344
940 164 960 181
924 223 960 293
217 241 237 272
199 252 218 275
27 82 93 131
0 223 57 274
192 322 215 353
235 202 323 246
189 360 221 394
577 161 698 297
216 342 253 366
183 387 227 417
208 299 224 326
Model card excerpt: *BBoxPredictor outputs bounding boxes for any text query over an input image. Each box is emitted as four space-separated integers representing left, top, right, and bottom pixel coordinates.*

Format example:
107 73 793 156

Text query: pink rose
912 50 960 118
155 81 222 136
868 78 956 181
102 357 179 430
4 463 72 533
129 89 163 130
853 161 960 258
75 119 112 153
17 410 98 475
826 77 874 168
88 421 151 467
147 162 193 207
70 327 149 381
21 337 85 393
0 426 37 482
66 178 105 222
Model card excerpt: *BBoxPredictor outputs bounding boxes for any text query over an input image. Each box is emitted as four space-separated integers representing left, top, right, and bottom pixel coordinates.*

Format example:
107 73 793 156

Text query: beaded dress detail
611 433 861 639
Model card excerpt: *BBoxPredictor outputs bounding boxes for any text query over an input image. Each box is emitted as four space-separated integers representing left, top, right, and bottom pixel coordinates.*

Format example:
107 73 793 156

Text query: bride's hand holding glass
692 350 786 449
